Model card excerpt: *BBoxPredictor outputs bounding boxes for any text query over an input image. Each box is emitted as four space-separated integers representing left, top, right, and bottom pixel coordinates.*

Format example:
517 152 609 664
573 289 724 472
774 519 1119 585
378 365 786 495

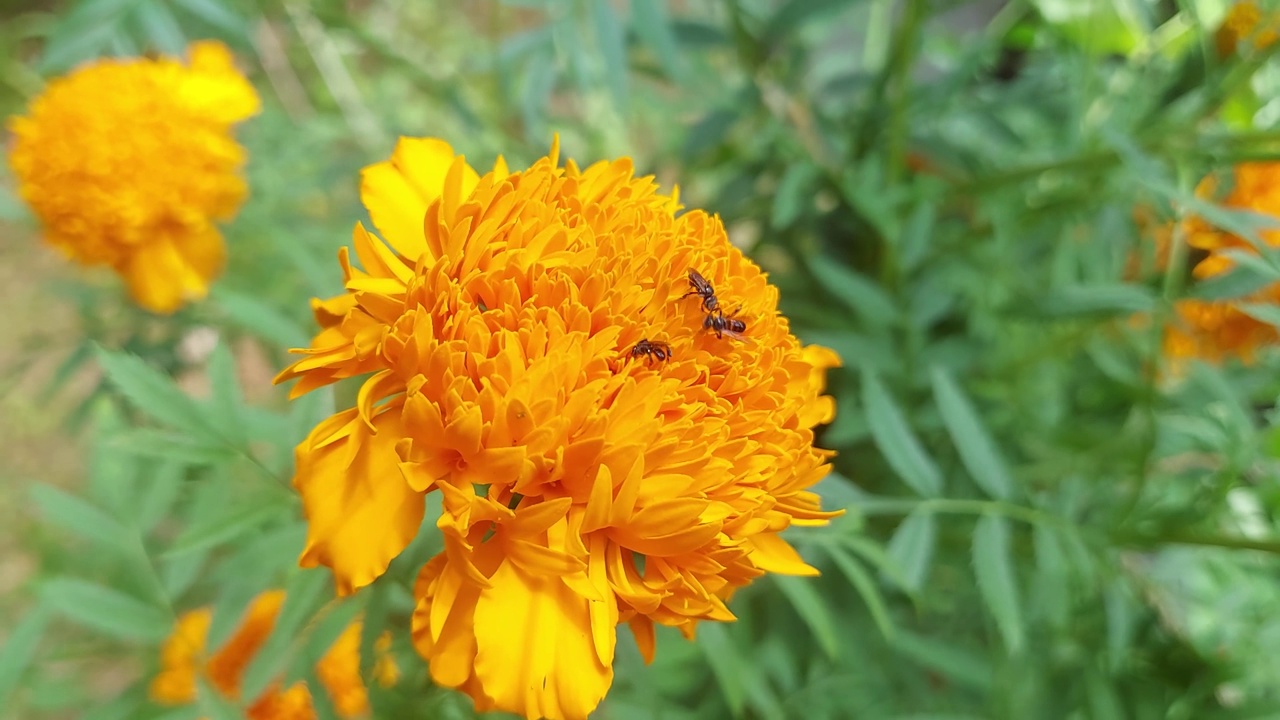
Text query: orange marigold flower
276 137 842 720
6 41 259 313
150 590 394 719
1217 1 1280 57
1163 163 1280 364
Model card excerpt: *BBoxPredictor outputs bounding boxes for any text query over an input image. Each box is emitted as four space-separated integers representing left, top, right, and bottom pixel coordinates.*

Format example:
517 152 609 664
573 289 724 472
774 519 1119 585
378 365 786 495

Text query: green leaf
196 677 245 720
38 0 139 72
164 499 290 557
1191 266 1275 301
172 0 246 35
206 342 247 448
29 483 133 549
825 546 895 639
772 575 838 658
110 428 235 464
0 605 52 708
41 578 170 642
771 163 820 229
972 515 1023 653
240 570 331 701
591 0 629 111
885 509 935 593
1237 302 1280 329
930 367 1015 500
763 0 864 48
862 370 942 496
808 260 899 326
94 348 213 435
212 287 309 349
135 0 185 53
1035 284 1156 317
696 623 747 718
631 0 684 78
890 630 992 692
135 459 187 535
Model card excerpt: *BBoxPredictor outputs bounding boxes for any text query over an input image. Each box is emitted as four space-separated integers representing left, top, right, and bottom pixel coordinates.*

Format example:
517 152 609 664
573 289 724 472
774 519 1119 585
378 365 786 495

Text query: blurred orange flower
1165 163 1280 365
151 590 395 719
1217 1 1280 57
276 137 841 719
7 41 258 313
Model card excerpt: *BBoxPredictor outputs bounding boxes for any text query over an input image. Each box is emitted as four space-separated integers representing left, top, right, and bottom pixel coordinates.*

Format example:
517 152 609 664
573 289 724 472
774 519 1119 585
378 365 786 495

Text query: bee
704 307 749 342
681 269 720 314
628 338 674 365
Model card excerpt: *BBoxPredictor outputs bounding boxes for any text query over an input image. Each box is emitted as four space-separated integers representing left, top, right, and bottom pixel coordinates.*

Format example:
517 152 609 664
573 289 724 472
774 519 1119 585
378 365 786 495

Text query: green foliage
7 0 1280 718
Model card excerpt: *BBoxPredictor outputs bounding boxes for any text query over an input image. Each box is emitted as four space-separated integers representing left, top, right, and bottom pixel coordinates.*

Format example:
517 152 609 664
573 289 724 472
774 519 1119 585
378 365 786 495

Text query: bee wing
720 328 755 346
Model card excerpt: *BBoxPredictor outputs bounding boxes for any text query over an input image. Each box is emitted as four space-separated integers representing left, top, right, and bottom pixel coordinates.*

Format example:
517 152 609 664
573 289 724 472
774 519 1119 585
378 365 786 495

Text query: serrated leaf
808 260 899 326
212 287 309 349
591 0 629 111
29 483 133 550
862 370 942 496
1191 266 1275 300
95 348 213 436
41 578 170 642
110 428 235 464
825 546 894 639
164 500 289 557
1237 302 1280 329
631 0 684 78
772 575 838 658
135 459 187 534
206 342 246 448
0 605 52 708
891 629 992 692
38 0 138 72
1036 284 1156 316
240 570 331 700
135 0 185 53
771 163 820 229
1032 525 1070 627
196 677 244 720
172 0 246 34
763 0 862 47
930 367 1015 500
885 509 936 593
972 515 1023 653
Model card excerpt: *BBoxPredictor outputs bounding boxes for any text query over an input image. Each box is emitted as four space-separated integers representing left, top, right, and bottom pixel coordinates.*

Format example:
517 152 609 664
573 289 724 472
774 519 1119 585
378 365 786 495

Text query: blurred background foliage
5 0 1280 718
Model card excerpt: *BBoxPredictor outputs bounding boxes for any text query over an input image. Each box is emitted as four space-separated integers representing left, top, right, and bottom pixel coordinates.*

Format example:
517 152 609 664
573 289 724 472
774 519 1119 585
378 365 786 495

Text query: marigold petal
473 561 614 720
295 407 425 595
745 532 819 576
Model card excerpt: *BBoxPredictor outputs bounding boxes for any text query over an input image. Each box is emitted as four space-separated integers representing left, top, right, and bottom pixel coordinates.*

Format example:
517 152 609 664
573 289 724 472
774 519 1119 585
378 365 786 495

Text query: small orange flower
277 137 842 719
151 590 394 719
6 41 259 313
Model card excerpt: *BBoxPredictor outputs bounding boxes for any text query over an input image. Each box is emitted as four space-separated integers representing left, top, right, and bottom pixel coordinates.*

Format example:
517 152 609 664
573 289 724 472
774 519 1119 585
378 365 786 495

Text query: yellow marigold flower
1217 1 1280 57
7 41 259 313
1162 162 1280 364
150 589 393 719
275 137 842 720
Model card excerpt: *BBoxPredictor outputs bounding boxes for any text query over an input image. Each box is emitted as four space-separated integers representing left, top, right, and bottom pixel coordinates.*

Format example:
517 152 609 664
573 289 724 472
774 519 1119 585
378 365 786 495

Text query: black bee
681 269 720 314
704 308 748 341
629 338 674 364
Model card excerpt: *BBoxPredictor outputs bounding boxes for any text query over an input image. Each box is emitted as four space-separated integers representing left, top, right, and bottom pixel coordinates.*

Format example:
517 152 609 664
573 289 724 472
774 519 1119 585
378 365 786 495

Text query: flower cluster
277 137 841 719
7 41 259 313
1165 162 1280 364
150 590 396 719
